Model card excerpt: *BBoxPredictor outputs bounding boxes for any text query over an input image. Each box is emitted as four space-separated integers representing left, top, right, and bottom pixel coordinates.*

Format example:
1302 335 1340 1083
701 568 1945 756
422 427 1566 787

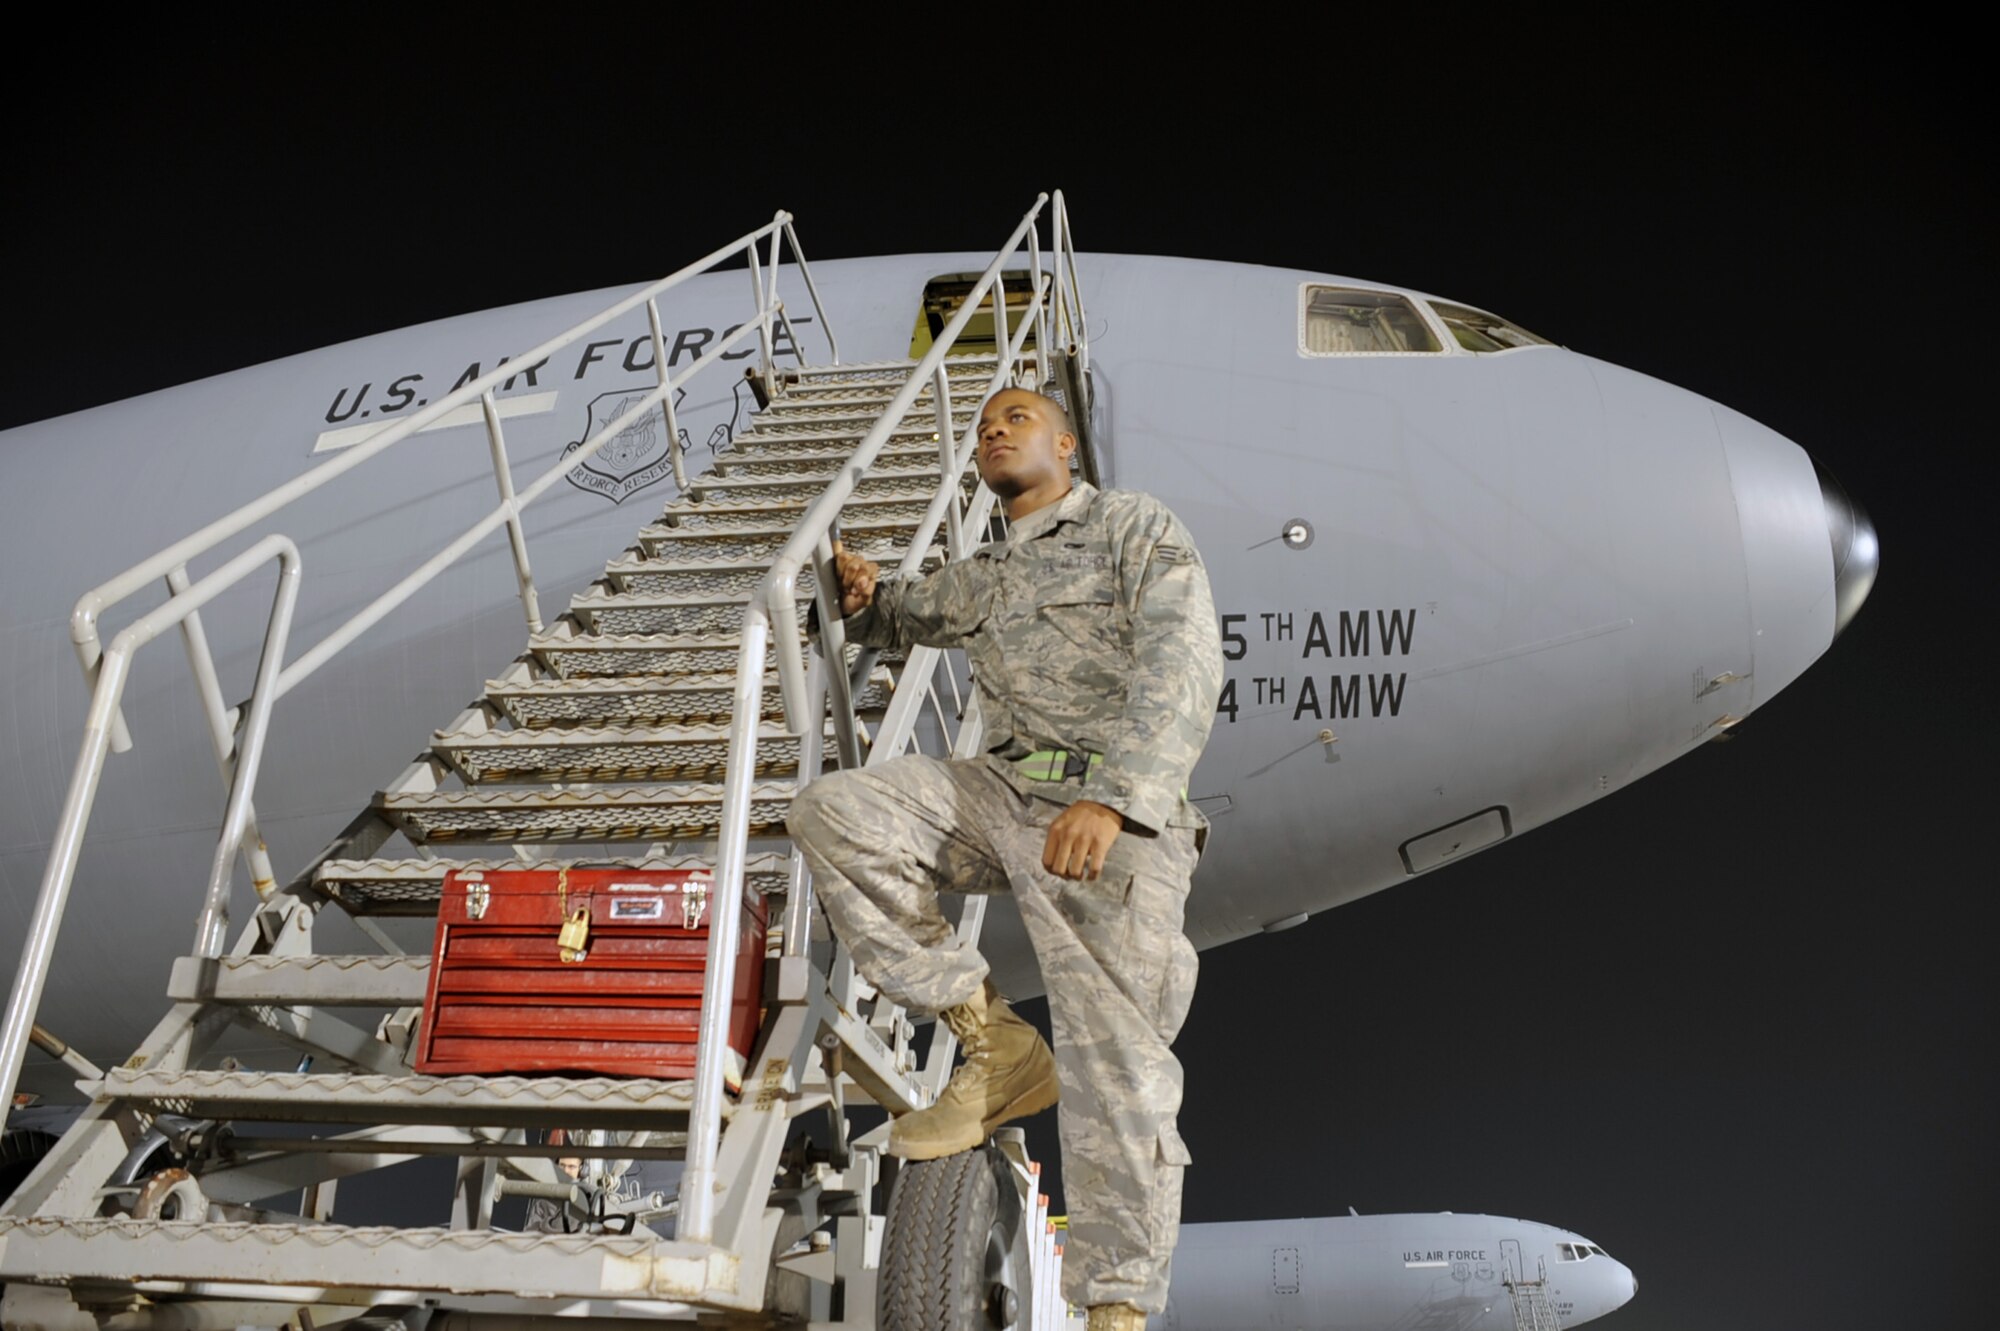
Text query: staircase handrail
0 536 301 1115
1050 189 1089 375
69 213 828 751
6 215 833 1118
685 193 1068 1245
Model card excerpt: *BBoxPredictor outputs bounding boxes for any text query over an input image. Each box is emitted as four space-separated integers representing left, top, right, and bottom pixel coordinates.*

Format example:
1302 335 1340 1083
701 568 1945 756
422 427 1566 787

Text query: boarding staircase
0 194 1091 1329
1506 1259 1564 1331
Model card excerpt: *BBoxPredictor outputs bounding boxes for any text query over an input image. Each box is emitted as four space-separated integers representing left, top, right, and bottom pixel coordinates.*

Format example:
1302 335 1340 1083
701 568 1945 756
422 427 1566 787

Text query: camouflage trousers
787 754 1200 1313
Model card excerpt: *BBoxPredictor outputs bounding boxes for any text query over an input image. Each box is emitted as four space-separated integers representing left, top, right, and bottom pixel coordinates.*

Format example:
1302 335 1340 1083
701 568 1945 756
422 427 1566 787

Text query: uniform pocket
1156 1121 1193 1167
1157 933 1198 1041
1121 857 1194 1038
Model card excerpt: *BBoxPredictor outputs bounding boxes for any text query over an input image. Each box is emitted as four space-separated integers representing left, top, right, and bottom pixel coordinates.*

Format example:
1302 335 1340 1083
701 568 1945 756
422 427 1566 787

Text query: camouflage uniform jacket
845 482 1223 836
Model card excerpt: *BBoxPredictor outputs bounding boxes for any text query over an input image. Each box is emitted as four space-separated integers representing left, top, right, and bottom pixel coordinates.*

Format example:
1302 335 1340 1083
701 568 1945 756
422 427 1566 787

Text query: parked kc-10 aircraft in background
0 196 1860 1325
1155 1213 1635 1329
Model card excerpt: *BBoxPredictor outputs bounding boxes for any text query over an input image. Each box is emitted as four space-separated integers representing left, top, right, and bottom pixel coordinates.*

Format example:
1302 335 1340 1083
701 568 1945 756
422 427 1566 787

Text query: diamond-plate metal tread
789 353 1000 382
0 1217 713 1303
713 443 946 476
166 953 432 1005
528 632 772 679
646 497 936 533
781 385 993 409
487 671 892 729
785 360 999 388
435 721 817 784
598 559 777 598
684 464 951 502
603 550 941 598
96 1068 705 1127
668 475 962 515
715 433 937 461
569 590 809 638
377 783 796 844
315 853 792 915
714 427 948 459
747 403 974 433
638 514 925 559
758 389 981 416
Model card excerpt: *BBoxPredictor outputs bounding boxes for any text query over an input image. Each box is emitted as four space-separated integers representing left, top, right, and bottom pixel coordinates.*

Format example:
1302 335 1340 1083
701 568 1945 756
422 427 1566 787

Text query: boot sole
888 1073 1061 1161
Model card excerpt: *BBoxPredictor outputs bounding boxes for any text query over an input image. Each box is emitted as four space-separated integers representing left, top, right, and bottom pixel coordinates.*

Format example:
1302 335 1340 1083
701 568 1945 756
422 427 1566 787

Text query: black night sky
5 20 1987 1330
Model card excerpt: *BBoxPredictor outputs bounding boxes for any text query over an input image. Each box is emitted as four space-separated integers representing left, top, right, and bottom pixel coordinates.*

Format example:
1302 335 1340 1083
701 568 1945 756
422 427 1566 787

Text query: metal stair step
787 352 1000 381
780 356 999 390
757 388 986 415
740 406 973 438
710 441 946 475
376 782 798 844
597 556 780 598
434 720 821 784
709 420 959 455
315 853 792 916
166 953 432 1005
0 1217 705 1304
647 495 938 533
787 357 1000 384
665 479 958 522
527 630 770 678
598 548 942 599
637 512 927 559
487 670 892 729
683 463 951 504
90 1067 705 1127
781 382 995 409
568 587 810 637
746 400 974 430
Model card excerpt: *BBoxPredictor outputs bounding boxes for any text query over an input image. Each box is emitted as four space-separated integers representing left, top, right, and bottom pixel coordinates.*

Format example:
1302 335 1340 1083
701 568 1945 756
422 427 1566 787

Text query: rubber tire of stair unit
0 1129 57 1207
877 1146 1031 1330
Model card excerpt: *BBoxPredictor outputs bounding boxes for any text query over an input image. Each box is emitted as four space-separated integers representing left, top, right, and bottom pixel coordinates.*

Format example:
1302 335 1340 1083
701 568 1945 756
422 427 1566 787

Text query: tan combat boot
1085 1305 1148 1331
888 981 1058 1160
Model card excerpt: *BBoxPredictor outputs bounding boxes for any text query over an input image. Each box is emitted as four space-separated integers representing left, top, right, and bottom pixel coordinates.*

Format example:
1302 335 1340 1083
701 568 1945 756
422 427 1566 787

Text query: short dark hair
985 385 1074 439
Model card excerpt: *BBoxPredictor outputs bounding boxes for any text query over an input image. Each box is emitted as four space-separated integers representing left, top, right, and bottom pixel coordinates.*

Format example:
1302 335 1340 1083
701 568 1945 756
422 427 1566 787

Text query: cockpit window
1300 286 1443 356
1429 301 1552 353
1558 1243 1593 1262
1588 1246 1608 1257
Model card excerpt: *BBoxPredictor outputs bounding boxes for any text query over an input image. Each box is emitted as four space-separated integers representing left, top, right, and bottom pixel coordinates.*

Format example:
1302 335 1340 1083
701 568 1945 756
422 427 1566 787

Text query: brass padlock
558 906 591 963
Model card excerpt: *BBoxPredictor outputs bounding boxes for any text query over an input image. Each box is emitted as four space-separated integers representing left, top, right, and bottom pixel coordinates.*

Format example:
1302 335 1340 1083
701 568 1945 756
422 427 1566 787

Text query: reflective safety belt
1014 749 1102 783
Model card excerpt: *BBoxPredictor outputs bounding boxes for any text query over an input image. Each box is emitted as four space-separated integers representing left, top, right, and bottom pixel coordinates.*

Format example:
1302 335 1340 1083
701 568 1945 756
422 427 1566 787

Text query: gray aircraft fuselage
0 251 1869 1103
1156 1212 1636 1329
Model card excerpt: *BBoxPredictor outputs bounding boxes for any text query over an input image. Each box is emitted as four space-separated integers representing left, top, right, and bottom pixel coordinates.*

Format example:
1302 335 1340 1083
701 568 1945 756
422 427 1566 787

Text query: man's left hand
1042 800 1123 881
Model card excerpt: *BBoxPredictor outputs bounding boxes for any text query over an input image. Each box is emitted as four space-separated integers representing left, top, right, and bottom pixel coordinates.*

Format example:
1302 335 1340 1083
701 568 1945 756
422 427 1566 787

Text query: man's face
975 390 1074 500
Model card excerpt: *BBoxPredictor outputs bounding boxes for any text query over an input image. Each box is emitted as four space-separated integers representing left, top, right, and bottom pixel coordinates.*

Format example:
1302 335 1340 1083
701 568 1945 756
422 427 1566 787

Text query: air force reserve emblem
562 387 685 504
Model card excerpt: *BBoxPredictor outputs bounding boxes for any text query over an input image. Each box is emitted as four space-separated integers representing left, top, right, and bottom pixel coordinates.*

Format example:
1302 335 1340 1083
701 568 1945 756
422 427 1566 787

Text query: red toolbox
416 867 766 1084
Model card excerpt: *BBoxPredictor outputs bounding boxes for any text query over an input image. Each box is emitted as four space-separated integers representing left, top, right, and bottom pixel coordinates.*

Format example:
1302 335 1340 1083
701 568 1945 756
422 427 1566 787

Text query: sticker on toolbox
610 896 666 920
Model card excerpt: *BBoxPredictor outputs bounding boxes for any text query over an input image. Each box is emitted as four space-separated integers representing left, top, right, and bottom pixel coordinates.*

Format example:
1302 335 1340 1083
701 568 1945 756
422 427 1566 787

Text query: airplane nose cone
1610 1259 1638 1311
1812 455 1879 638
1710 405 1875 705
